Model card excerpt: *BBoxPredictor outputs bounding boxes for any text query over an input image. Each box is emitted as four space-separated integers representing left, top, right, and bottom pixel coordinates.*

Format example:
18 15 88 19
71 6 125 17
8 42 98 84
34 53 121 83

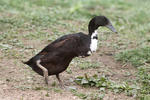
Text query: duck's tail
22 60 31 65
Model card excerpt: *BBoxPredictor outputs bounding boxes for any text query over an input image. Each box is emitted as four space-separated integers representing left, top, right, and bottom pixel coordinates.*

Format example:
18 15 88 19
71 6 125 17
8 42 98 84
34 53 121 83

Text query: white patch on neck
90 30 98 52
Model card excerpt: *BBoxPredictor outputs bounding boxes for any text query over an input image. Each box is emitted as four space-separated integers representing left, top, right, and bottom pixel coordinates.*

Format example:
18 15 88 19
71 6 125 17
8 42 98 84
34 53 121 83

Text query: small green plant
34 87 44 90
51 81 56 87
66 67 72 74
45 92 49 97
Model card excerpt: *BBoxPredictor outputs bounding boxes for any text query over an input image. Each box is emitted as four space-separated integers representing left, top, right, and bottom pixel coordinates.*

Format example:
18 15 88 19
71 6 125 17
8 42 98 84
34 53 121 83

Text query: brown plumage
23 16 117 87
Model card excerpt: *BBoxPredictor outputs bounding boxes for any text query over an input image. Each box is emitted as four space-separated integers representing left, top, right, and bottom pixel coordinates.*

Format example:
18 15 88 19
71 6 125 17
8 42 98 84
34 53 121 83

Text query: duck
23 15 117 87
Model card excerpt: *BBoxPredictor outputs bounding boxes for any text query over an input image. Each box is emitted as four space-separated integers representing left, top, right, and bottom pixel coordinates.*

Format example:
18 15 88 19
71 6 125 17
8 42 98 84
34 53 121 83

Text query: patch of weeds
78 60 100 70
70 89 88 99
87 93 105 100
24 31 47 40
0 43 12 50
15 85 32 91
3 49 23 59
115 46 150 67
34 87 43 90
70 88 105 100
52 87 62 93
75 66 150 99
34 86 49 91
75 74 139 97
7 39 24 48
136 66 150 99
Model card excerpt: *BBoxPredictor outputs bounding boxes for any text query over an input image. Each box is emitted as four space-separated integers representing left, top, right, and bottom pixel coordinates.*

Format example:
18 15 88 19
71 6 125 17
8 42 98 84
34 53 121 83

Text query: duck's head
88 16 117 35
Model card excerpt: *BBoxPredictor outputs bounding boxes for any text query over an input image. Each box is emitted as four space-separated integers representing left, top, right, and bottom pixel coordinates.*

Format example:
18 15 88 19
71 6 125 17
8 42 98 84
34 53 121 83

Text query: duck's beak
106 23 117 33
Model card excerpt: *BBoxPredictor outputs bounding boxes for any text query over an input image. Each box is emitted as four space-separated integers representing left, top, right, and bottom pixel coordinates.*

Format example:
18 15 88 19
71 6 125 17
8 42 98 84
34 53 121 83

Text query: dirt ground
0 34 136 100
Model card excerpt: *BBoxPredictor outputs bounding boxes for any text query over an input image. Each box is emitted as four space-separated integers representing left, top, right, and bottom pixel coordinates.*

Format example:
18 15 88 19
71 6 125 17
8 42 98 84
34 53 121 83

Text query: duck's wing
38 33 83 63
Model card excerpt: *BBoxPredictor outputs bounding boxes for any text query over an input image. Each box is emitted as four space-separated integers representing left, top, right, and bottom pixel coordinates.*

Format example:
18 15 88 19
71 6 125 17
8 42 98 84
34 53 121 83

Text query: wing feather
38 34 81 63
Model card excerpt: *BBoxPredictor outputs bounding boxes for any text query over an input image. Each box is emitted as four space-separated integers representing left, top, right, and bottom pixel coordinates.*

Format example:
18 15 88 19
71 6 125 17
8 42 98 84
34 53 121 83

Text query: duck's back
24 32 91 76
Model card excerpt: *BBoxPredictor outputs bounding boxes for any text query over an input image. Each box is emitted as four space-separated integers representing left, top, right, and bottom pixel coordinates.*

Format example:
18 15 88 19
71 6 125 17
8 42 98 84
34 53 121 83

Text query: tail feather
22 60 31 65
22 55 41 68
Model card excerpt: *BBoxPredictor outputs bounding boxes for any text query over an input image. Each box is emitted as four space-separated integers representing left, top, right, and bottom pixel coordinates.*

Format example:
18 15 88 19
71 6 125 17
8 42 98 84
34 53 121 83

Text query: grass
75 74 139 96
0 0 150 50
136 66 150 99
115 46 150 99
0 0 150 100
70 89 105 100
75 69 150 99
77 60 101 70
115 46 150 67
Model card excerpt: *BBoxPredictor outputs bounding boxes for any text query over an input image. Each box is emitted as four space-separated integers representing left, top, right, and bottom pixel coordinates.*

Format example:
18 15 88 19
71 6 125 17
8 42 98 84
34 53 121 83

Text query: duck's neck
89 30 98 52
90 30 98 39
88 26 95 36
88 21 99 36
88 23 98 39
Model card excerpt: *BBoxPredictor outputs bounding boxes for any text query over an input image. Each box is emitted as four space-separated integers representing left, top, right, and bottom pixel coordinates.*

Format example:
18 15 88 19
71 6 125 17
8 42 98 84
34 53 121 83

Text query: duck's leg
56 74 64 88
36 60 49 84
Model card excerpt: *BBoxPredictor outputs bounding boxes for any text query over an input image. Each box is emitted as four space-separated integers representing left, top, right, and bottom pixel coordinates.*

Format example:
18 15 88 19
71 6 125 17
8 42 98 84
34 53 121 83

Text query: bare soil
0 34 136 100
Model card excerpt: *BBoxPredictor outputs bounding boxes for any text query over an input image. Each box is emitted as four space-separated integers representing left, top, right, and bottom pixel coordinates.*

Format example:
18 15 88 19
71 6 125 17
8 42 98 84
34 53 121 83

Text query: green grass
78 60 101 70
115 45 150 99
0 0 150 47
70 88 105 100
115 46 150 67
137 66 150 99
